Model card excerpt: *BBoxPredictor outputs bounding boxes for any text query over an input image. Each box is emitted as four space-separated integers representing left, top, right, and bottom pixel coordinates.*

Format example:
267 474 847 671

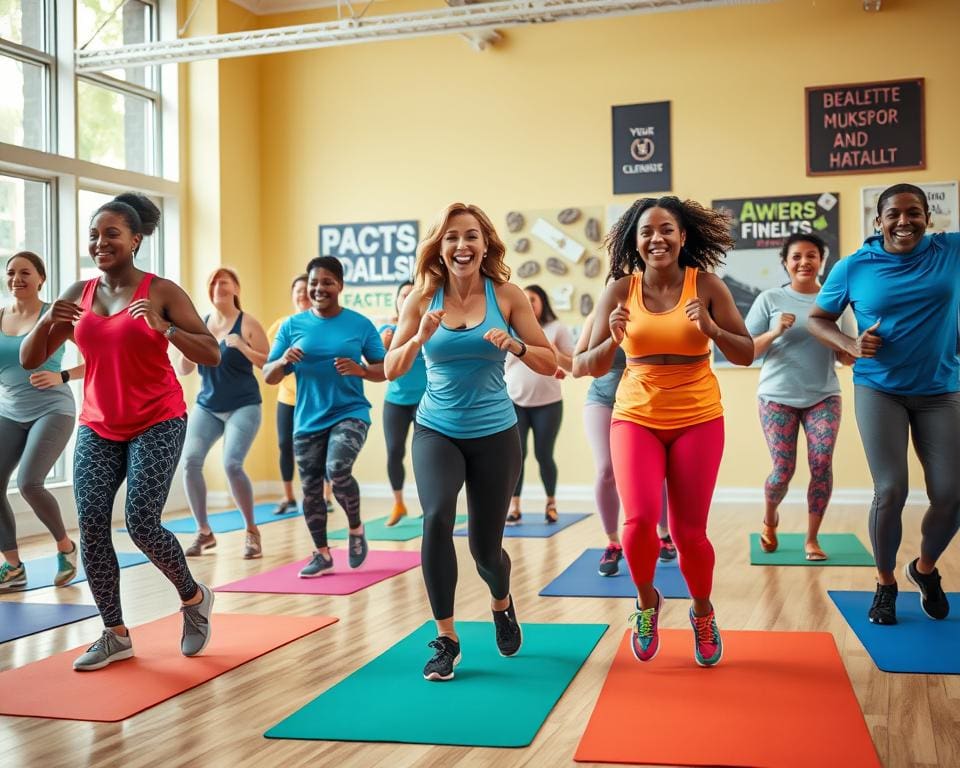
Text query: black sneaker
348 531 368 568
493 595 523 657
905 558 950 620
868 582 898 625
423 636 461 681
505 511 522 526
598 543 623 577
274 498 297 515
658 534 677 562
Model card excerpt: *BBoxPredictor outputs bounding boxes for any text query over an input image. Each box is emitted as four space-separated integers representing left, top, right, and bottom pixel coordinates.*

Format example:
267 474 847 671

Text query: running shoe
598 543 623 577
658 534 677 562
73 629 134 671
423 636 461 681
905 559 949 619
0 561 26 589
492 595 523 657
628 588 662 662
689 607 723 667
185 531 216 557
299 551 334 577
868 582 898 625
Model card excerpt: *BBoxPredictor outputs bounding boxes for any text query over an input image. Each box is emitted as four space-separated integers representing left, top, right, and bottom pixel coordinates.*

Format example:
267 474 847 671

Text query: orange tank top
620 267 711 359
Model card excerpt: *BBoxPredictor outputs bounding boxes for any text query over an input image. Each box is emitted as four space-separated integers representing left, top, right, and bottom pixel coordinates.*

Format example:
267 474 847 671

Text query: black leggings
514 400 563 497
384 401 418 492
413 423 521 620
74 416 196 628
277 402 295 483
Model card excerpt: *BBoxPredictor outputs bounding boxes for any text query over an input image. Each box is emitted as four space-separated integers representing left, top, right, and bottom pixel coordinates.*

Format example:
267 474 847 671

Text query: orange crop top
620 267 711 359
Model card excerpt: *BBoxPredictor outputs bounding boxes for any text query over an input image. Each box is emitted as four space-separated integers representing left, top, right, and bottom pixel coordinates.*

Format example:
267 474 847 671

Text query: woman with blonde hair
386 203 556 681
173 267 270 560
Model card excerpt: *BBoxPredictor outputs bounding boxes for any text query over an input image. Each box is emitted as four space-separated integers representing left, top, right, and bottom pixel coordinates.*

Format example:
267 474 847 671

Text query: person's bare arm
226 313 270 368
137 279 220 366
584 278 631 377
20 281 85 369
809 305 881 359
689 273 754 366
490 283 555 375
385 287 432 380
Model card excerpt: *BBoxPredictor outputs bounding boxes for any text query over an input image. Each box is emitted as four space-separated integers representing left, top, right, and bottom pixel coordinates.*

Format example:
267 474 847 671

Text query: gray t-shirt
744 286 840 408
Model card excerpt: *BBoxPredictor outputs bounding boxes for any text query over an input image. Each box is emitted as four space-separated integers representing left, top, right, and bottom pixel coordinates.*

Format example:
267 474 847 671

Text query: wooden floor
1 496 958 768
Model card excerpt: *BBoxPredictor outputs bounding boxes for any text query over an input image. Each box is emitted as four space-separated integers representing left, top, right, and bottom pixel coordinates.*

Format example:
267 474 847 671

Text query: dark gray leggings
854 385 960 573
0 413 74 552
413 423 521 620
514 400 563 497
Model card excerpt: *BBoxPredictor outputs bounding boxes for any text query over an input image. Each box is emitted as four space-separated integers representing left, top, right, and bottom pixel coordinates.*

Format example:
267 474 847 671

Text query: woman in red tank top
21 193 221 672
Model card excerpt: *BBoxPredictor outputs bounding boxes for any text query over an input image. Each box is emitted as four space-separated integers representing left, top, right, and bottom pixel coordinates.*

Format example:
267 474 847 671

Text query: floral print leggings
758 396 841 517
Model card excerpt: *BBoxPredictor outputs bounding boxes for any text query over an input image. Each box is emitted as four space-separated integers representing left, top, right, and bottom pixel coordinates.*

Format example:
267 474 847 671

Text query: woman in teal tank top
385 202 556 682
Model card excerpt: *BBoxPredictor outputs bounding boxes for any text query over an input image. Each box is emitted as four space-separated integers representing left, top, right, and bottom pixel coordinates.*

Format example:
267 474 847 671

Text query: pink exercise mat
214 548 421 596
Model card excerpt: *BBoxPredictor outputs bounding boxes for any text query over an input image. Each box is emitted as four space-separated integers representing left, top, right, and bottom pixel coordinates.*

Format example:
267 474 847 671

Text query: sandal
759 516 779 553
805 542 828 561
544 502 559 524
506 511 522 526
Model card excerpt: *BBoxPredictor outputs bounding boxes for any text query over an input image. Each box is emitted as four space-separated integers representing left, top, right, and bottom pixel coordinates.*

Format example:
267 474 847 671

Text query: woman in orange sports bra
582 196 753 668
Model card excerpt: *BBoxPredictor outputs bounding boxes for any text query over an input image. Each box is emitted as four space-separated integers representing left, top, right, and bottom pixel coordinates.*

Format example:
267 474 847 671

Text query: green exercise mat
749 532 875 566
328 514 466 542
265 620 607 747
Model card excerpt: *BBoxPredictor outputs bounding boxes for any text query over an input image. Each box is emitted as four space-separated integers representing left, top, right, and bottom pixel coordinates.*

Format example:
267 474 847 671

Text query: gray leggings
854 385 960 572
0 413 74 552
182 404 262 530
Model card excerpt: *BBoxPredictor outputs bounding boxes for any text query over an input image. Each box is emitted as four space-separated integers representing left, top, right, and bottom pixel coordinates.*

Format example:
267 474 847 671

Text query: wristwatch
164 323 177 339
60 370 70 384
512 339 527 358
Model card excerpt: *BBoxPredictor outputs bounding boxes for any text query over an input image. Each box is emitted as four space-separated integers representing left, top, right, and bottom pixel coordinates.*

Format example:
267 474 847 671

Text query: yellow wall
186 0 960 494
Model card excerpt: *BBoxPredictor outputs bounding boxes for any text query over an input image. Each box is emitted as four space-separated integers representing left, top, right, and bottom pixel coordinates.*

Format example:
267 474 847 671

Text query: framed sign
712 192 840 365
318 220 418 287
806 78 924 176
612 101 672 195
861 181 959 240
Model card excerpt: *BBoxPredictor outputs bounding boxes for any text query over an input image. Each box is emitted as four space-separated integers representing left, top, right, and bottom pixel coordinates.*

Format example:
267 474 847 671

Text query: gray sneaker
299 551 334 578
185 531 216 557
73 629 134 671
55 541 78 587
348 531 368 569
0 561 27 589
181 583 214 657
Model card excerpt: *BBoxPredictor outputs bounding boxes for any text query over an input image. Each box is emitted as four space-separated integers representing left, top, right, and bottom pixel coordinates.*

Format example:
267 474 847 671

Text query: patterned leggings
758 396 841 517
294 418 369 549
74 416 197 627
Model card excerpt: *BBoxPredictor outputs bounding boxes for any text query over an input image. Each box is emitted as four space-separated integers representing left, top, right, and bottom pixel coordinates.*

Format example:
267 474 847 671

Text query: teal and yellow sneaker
628 587 662 662
689 607 723 667
0 561 27 590
54 541 78 587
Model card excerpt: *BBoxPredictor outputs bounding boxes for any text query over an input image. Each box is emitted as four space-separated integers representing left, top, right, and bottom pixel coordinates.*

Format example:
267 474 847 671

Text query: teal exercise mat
6 551 149 592
455 512 591 539
119 502 301 535
749 532 875 566
329 514 466 542
265 620 608 747
829 590 960 674
0 602 101 644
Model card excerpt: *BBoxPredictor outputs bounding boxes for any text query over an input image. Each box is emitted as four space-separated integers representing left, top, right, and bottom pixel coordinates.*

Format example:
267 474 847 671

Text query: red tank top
75 273 186 440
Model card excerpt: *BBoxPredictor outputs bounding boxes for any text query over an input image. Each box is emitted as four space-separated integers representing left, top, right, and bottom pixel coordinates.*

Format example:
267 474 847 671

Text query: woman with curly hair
386 203 556 681
581 196 753 668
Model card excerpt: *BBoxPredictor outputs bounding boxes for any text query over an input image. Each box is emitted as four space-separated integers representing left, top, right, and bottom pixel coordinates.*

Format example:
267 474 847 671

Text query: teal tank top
586 346 627 407
416 277 518 438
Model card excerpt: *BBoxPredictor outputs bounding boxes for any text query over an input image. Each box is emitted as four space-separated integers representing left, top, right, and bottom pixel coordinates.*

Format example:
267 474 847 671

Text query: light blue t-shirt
745 286 840 408
268 308 386 436
0 304 75 422
379 323 426 407
417 277 518 439
817 232 960 396
586 346 627 407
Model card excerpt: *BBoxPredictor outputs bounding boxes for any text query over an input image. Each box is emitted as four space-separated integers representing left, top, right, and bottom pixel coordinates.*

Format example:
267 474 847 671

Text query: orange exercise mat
0 613 337 722
575 629 880 768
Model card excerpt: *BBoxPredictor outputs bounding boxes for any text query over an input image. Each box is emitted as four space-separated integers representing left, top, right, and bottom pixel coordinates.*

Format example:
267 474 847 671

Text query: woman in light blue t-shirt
745 233 852 562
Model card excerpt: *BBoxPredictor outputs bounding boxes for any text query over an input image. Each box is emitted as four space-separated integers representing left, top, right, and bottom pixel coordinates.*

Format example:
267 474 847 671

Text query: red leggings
610 417 724 600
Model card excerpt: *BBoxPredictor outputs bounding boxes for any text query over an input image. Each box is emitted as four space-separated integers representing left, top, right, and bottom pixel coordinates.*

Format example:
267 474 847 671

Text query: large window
0 0 54 151
0 174 53 282
78 188 161 281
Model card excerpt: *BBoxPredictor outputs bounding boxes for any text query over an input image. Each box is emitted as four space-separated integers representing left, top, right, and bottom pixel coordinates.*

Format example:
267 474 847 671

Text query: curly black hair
604 196 734 281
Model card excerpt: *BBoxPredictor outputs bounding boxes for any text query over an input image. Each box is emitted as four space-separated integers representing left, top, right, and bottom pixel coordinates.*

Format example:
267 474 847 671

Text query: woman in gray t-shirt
744 233 853 561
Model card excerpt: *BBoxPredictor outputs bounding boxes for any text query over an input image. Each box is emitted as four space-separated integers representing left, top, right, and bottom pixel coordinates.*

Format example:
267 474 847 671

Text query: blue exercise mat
0 602 101 644
539 548 690 599
829 590 960 674
120 502 301 535
10 551 149 593
454 512 590 539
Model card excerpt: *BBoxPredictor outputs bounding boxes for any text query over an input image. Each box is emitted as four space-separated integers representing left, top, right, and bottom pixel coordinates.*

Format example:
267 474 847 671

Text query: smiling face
292 278 310 311
440 212 486 280
876 192 930 254
89 210 139 272
5 256 44 300
209 271 239 309
308 267 342 313
635 206 686 270
783 240 823 289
